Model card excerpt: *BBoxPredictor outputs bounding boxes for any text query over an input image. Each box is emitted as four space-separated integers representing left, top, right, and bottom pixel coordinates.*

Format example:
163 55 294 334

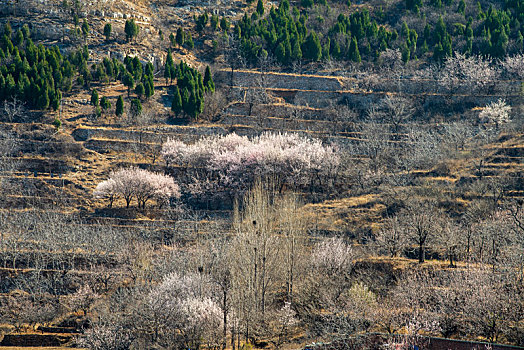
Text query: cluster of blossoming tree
161 132 340 203
94 133 340 208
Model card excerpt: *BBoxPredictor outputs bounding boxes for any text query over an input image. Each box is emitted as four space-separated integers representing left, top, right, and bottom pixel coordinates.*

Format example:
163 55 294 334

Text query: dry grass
302 194 386 233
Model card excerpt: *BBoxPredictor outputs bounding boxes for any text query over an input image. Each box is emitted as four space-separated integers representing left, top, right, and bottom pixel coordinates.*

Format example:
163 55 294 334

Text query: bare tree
202 89 227 121
402 200 440 263
442 120 474 153
375 216 409 257
2 97 25 122
434 214 463 267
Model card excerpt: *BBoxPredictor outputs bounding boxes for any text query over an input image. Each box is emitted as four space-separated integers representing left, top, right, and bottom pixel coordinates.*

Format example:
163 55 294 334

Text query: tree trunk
223 288 227 350
418 243 425 263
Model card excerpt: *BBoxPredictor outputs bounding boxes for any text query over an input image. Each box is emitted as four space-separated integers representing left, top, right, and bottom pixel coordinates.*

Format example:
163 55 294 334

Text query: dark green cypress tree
0 73 5 100
211 15 219 31
81 19 89 39
144 80 153 99
116 95 124 116
187 90 203 119
171 85 183 115
14 30 24 47
332 40 341 59
21 24 30 40
291 39 302 61
181 87 190 111
401 43 410 63
165 51 174 83
176 28 185 47
100 96 111 111
203 66 215 93
145 62 154 77
130 98 142 118
322 38 330 60
125 19 139 42
50 89 61 111
135 83 144 99
257 0 264 15
433 42 444 61
220 18 230 32
37 85 50 110
104 23 112 41
4 22 12 38
185 33 194 49
91 89 99 106
123 73 134 97
302 31 322 61
275 42 286 63
349 37 361 62
5 74 15 97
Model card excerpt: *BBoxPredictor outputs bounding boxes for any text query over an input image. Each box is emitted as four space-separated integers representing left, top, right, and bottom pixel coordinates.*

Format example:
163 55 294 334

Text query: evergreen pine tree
21 24 30 40
125 19 139 42
349 37 361 62
276 42 286 63
50 89 61 111
37 85 50 110
14 30 24 47
100 96 111 111
123 73 134 97
144 80 153 99
302 31 322 61
130 98 142 118
291 40 302 60
165 51 174 84
185 33 194 49
115 95 124 116
91 89 99 106
171 86 183 115
257 0 265 15
176 28 185 47
4 22 12 38
181 87 190 111
322 38 330 60
104 23 112 41
81 19 89 40
5 74 15 98
135 83 145 99
203 66 215 93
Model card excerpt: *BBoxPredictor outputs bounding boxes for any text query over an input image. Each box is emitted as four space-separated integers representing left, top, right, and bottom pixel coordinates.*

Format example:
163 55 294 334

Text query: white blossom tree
439 52 497 94
94 168 181 208
479 99 512 129
78 322 133 350
502 54 524 80
135 272 223 349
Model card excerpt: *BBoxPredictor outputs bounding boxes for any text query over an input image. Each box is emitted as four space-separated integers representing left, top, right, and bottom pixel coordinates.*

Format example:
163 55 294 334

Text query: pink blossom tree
161 133 340 201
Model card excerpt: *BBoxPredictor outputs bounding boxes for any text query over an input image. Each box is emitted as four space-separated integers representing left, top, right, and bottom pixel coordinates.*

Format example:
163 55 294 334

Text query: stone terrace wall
216 70 345 91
